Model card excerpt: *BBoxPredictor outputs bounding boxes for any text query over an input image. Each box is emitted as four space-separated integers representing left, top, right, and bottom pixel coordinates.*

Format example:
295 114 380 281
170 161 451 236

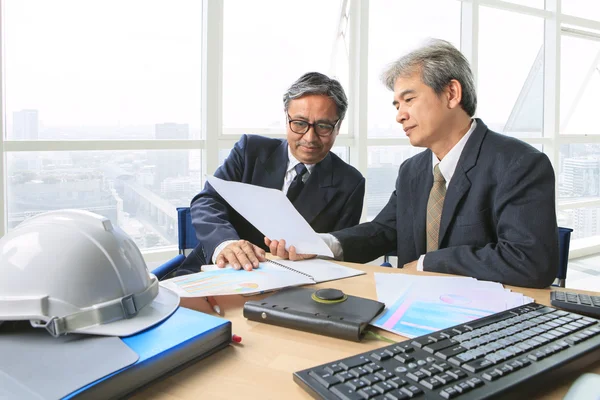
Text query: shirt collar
431 119 477 185
287 145 315 174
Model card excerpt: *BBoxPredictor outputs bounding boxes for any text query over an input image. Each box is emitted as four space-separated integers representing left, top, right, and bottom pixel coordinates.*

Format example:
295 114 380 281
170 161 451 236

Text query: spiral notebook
159 259 364 297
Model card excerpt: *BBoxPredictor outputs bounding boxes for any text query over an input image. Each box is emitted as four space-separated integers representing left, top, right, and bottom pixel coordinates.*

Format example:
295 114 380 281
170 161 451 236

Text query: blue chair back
177 207 198 255
151 207 197 280
382 226 573 287
555 227 573 287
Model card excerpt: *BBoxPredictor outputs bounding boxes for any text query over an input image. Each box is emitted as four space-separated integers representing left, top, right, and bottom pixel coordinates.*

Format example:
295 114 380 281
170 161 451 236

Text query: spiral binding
265 260 316 282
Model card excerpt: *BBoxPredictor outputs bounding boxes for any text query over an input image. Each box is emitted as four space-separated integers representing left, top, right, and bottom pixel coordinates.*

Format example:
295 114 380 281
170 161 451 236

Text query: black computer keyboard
294 303 600 399
551 291 600 318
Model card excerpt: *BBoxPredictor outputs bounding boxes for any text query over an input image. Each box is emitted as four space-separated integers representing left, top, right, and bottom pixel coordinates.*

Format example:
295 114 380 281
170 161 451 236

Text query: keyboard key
463 358 495 373
326 364 344 374
350 367 369 378
308 370 339 388
361 374 383 386
482 370 501 381
420 367 438 377
364 363 382 373
376 370 395 381
466 377 484 388
331 385 364 400
371 350 393 361
436 345 467 360
405 371 427 382
447 369 467 379
384 390 410 400
392 344 415 353
420 377 443 390
411 337 436 348
358 387 381 398
400 385 423 398
432 362 452 372
439 386 460 399
423 339 458 354
337 371 355 382
387 376 407 389
394 354 415 364
340 356 369 370
453 381 472 394
346 379 368 391
435 373 457 384
373 382 395 394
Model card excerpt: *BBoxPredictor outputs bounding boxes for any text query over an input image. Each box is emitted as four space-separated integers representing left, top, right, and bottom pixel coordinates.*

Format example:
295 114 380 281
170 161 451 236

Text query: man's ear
446 79 462 109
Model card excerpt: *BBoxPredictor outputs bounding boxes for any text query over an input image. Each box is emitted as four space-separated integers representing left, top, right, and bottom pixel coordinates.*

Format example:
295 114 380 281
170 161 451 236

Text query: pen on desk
232 334 242 343
206 296 222 315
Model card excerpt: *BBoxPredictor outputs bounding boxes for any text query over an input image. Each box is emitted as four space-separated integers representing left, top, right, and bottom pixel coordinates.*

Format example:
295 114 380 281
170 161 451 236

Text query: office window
502 0 544 9
367 0 460 139
560 34 600 135
6 150 201 250
477 7 544 138
562 1 600 22
559 207 600 241
366 146 425 219
222 0 346 132
558 144 600 200
3 0 202 141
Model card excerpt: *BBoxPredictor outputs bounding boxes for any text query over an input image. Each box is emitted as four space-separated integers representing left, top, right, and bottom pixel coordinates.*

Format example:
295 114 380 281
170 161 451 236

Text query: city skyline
6 108 600 247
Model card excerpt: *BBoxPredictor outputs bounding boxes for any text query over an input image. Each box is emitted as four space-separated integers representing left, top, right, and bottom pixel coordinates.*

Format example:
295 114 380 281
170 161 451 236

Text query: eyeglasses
287 114 340 137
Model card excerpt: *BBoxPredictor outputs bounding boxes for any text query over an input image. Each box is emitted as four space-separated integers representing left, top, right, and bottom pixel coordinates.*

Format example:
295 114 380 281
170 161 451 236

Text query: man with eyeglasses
267 40 558 289
172 72 365 275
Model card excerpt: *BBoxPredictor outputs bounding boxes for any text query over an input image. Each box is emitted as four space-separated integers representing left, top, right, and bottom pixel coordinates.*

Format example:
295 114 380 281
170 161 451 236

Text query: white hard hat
0 209 179 337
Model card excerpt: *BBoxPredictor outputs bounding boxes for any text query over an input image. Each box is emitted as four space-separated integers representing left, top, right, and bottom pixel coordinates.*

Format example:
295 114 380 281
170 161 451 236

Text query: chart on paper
372 274 533 338
160 262 314 297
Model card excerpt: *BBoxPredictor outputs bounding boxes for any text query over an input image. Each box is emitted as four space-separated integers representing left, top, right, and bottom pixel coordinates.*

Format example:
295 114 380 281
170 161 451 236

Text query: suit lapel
253 140 288 190
410 153 433 256
293 153 337 224
438 119 488 245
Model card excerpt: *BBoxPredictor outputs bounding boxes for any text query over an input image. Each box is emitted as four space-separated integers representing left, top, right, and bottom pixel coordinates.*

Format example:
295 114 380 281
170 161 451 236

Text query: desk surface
135 263 600 400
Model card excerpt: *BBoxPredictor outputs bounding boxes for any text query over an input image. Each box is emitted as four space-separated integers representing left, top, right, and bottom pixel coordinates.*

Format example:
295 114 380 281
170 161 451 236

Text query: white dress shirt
323 120 477 268
212 145 314 263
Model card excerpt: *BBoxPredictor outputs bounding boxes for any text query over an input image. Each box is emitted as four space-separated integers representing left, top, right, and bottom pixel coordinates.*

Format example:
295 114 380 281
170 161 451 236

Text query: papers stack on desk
372 274 533 338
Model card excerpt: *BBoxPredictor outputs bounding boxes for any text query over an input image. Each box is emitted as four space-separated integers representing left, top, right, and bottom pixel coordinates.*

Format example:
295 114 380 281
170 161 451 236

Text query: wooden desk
134 263 600 399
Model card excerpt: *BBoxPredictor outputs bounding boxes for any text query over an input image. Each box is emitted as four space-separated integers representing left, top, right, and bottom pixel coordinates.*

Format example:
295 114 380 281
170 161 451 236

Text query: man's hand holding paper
264 238 316 261
207 176 334 258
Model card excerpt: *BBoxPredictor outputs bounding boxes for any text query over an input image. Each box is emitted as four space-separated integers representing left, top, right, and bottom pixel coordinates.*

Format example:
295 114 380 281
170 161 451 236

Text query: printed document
207 176 333 257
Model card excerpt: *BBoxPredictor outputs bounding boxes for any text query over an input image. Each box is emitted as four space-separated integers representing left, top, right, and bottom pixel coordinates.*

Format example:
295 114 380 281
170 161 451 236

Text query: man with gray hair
268 40 558 289
173 72 365 275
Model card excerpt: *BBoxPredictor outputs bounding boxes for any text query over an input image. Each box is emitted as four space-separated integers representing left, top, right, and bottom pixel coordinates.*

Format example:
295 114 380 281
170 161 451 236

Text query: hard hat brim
72 285 180 337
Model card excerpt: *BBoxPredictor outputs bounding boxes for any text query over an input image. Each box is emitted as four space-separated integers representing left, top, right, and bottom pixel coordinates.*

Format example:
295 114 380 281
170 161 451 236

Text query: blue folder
65 306 232 399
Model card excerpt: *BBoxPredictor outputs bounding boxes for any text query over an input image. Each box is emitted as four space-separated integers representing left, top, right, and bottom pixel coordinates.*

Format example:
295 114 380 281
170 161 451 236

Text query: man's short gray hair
283 72 348 121
381 39 477 117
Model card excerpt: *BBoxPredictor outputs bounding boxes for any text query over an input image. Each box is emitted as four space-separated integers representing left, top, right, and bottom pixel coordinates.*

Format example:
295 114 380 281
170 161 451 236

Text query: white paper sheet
207 176 334 257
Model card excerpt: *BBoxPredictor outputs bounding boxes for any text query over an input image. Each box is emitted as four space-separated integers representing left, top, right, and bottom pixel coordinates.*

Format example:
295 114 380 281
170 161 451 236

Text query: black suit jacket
333 119 558 289
182 134 365 272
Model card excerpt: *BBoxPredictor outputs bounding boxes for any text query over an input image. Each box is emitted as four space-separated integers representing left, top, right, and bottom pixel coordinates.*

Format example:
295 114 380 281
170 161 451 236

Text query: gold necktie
426 164 446 252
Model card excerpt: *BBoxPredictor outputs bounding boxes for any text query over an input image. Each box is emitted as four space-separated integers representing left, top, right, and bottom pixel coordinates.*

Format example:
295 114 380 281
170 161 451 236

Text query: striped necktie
426 164 446 252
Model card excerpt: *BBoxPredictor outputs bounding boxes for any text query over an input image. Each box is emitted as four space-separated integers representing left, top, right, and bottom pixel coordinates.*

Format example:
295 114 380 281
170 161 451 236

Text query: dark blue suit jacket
182 134 365 271
333 119 558 288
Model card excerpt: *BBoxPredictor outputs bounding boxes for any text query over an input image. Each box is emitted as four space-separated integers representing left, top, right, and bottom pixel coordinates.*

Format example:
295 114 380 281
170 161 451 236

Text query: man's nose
396 108 408 124
303 125 319 143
